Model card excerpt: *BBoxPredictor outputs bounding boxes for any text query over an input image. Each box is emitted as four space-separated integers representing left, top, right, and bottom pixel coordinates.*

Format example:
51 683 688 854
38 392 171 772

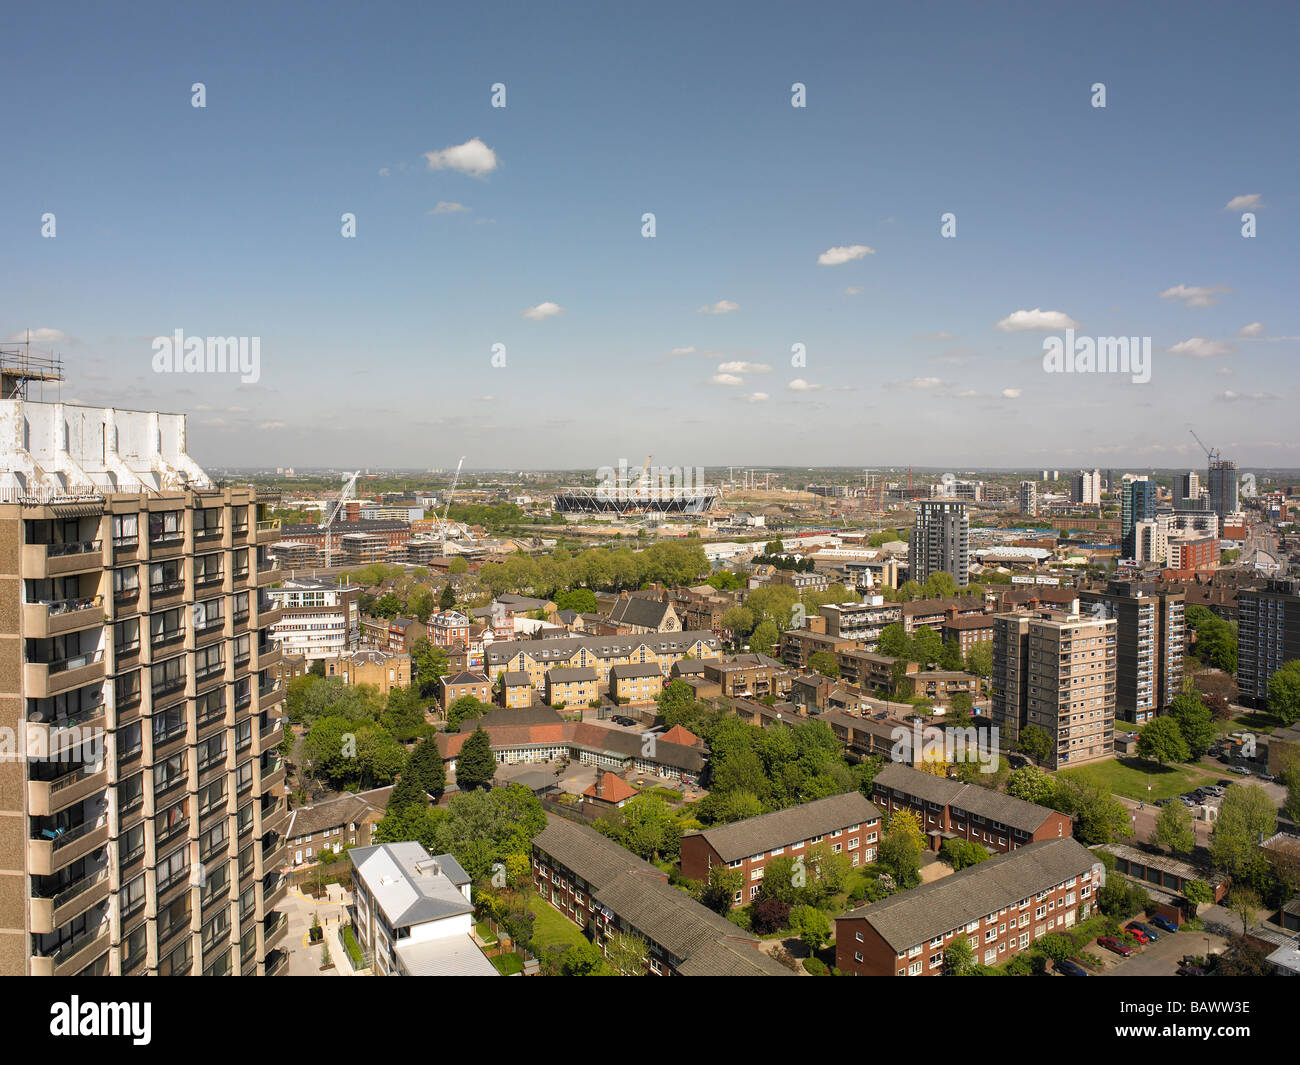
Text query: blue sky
1 0 1296 472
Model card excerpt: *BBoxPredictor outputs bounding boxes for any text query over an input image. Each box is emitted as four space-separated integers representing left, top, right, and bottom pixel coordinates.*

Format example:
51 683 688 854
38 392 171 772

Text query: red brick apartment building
871 763 1072 854
680 793 881 906
532 818 790 976
835 837 1101 975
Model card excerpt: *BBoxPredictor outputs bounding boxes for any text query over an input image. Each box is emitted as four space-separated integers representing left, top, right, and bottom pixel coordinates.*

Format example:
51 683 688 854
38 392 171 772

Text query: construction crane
1189 428 1219 465
437 456 466 542
321 470 361 567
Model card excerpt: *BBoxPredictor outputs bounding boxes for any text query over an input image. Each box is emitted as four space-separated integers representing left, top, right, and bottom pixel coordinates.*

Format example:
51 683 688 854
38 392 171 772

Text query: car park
1098 936 1134 957
1129 921 1160 941
1054 959 1088 977
1125 924 1151 944
1149 915 1178 934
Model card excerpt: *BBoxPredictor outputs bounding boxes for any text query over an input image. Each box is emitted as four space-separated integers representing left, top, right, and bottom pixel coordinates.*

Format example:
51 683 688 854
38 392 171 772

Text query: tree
946 692 974 729
808 650 840 678
944 937 976 975
407 584 436 622
941 837 990 870
965 641 993 680
1053 777 1132 845
877 623 911 659
1007 764 1057 805
448 556 469 576
603 932 649 975
1136 716 1191 766
911 627 942 666
879 811 924 889
700 864 743 915
1154 798 1196 856
939 637 965 672
1167 692 1216 759
1017 724 1052 766
456 727 497 791
751 897 791 934
438 583 456 611
406 735 447 800
758 855 803 905
447 694 490 731
791 905 832 951
372 591 403 619
1182 878 1213 907
1034 932 1076 963
719 605 755 641
922 572 957 599
748 620 779 656
410 637 449 699
1210 783 1277 881
1226 885 1261 936
1268 660 1300 726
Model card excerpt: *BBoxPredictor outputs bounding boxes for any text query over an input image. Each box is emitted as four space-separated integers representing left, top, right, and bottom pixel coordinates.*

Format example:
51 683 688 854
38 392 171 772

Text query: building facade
909 501 970 587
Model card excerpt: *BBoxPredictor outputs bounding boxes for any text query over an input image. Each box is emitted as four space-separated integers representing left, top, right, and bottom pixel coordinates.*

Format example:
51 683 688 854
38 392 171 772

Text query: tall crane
322 470 361 567
438 457 466 542
1189 428 1219 465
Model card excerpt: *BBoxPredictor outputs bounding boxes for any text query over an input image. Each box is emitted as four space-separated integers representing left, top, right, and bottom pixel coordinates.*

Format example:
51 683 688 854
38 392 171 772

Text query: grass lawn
492 952 524 975
475 920 498 945
527 898 591 952
1059 757 1220 801
341 924 364 969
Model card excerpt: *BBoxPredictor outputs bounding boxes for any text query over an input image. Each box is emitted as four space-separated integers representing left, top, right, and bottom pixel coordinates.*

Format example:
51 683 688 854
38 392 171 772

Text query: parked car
1125 924 1151 944
1149 914 1179 934
1098 936 1134 957
1154 798 1170 807
1231 766 1251 775
1260 772 1276 782
611 715 636 727
1177 964 1207 976
1129 921 1160 941
1054 959 1088 977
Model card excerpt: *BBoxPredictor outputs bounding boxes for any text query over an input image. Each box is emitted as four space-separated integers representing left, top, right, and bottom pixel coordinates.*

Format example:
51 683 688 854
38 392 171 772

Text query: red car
1098 936 1134 957
1125 924 1150 944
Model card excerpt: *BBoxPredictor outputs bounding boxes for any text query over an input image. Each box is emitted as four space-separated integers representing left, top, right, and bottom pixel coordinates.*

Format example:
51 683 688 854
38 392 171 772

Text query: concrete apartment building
1019 480 1038 517
0 386 289 977
1237 577 1300 708
819 597 902 646
870 763 1072 854
265 576 359 661
531 818 790 976
348 843 496 976
698 653 789 700
991 609 1116 769
835 837 1101 976
779 626 855 669
909 500 970 587
679 793 881 905
1078 580 1185 725
1070 469 1101 506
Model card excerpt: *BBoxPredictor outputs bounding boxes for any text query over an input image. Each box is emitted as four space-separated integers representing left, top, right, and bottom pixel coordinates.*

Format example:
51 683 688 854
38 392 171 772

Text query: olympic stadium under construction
553 456 720 514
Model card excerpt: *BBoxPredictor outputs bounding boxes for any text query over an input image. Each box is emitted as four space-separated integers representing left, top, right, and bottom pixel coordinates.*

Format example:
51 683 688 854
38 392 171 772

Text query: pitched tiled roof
533 818 790 977
659 725 700 747
608 596 673 629
547 667 598 683
443 671 489 686
841 838 1098 953
609 663 663 679
583 772 638 804
437 721 707 773
486 630 720 666
286 786 392 840
872 762 1060 834
687 793 880 863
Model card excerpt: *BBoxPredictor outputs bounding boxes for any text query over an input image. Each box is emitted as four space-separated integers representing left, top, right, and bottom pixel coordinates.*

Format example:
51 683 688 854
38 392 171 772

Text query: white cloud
522 302 563 321
740 392 769 403
844 286 863 296
378 167 391 177
718 361 771 374
953 389 980 398
258 421 286 430
817 244 875 266
199 418 226 426
1001 388 1022 399
788 379 815 391
479 395 495 402
6 327 68 343
698 300 739 315
430 201 471 214
709 373 744 386
1237 322 1264 338
918 330 957 340
893 376 944 389
1216 367 1234 377
1168 337 1232 358
995 309 1080 332
423 137 499 177
1160 284 1229 308
668 346 696 356
1224 194 1262 211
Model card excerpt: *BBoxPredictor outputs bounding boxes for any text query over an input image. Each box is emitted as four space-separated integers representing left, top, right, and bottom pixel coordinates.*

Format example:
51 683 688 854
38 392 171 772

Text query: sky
1 0 1296 474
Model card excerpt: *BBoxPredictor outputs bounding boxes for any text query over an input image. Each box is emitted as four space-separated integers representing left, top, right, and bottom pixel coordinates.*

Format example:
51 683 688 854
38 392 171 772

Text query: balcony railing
43 539 101 558
35 594 103 617
42 649 104 675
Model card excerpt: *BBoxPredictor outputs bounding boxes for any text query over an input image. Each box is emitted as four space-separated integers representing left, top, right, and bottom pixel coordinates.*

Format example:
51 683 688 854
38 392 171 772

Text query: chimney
595 773 606 799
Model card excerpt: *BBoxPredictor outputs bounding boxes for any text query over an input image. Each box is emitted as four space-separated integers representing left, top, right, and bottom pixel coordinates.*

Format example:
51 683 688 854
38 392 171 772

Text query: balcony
146 531 186 560
265 949 289 977
28 817 110 876
263 874 289 910
24 651 105 699
259 757 286 794
31 922 111 977
258 684 284 712
264 911 288 950
111 534 140 560
27 762 108 818
148 579 185 608
23 596 105 638
255 519 282 544
23 540 103 578
258 800 289 839
26 703 107 757
256 643 283 670
255 604 284 627
29 866 112 935
255 562 281 588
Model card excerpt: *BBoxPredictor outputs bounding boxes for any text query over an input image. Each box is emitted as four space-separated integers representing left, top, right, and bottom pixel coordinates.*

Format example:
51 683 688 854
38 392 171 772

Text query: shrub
751 897 791 935
803 956 829 976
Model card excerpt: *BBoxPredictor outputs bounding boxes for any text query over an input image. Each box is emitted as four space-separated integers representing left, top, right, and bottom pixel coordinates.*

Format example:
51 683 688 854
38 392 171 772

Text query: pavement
1103 922 1227 976
282 884 351 976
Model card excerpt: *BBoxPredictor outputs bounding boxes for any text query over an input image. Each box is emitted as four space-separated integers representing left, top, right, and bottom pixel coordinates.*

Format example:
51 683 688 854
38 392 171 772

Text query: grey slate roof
608 596 673 629
501 670 533 686
459 705 564 732
688 792 881 863
349 842 474 928
547 667 598 683
533 817 790 977
486 630 720 666
872 762 1059 834
609 662 664 679
841 837 1099 952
